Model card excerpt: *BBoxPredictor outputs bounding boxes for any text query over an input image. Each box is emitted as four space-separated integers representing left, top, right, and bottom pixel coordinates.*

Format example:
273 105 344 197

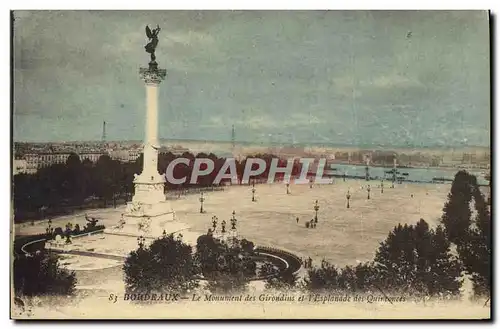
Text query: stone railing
252 245 303 279
21 228 105 256
166 186 225 196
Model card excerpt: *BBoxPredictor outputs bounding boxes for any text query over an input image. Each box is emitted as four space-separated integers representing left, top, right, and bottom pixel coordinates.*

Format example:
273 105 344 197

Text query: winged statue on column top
145 25 161 63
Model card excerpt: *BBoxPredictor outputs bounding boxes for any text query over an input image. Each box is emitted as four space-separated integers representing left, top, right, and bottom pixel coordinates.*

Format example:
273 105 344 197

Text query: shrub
441 171 474 244
441 171 491 296
123 233 199 297
259 262 298 291
373 220 461 297
13 252 76 296
195 235 257 294
304 219 462 297
303 261 342 292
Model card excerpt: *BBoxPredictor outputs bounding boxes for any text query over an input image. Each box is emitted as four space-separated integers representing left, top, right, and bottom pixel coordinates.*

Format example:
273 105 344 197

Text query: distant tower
102 121 107 142
231 124 235 154
365 156 370 181
392 156 398 184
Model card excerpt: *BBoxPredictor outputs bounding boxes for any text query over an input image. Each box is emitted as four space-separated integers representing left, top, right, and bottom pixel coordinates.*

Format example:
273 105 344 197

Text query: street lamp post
286 183 290 195
212 216 218 233
252 181 256 202
221 220 227 234
46 218 53 235
230 211 238 246
199 192 205 213
367 184 371 200
314 200 320 223
137 236 146 249
230 210 237 231
346 189 351 209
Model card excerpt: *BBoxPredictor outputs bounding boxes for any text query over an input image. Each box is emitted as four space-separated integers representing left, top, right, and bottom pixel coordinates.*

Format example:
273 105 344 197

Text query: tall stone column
130 64 167 205
103 26 190 239
105 63 179 238
129 63 169 207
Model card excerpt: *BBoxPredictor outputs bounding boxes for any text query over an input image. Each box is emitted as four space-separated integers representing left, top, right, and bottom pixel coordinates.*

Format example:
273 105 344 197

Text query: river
330 164 488 185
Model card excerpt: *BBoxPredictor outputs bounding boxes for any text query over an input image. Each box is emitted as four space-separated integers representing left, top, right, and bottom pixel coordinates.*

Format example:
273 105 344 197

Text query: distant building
39 152 72 167
20 150 107 172
128 148 141 161
109 149 141 162
24 153 40 173
168 145 191 155
13 159 35 175
79 152 106 163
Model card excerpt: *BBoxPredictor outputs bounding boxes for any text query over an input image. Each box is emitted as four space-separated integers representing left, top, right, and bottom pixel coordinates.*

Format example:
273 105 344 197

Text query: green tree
304 260 379 293
13 252 76 296
303 261 341 292
441 171 491 296
94 155 120 207
123 234 199 297
337 262 379 293
456 179 491 296
259 263 298 291
373 220 461 296
304 220 461 297
441 170 474 245
195 235 256 294
64 153 84 203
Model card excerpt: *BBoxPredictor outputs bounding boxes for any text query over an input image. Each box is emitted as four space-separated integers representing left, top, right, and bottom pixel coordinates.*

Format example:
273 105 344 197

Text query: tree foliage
14 154 131 222
259 262 298 291
373 220 461 296
124 234 259 296
14 152 301 223
123 233 199 296
441 171 474 243
304 219 461 297
13 252 76 297
195 235 257 294
441 171 491 296
304 261 379 293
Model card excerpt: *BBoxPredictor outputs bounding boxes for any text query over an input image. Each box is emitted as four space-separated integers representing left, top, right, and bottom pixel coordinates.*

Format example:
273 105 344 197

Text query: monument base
104 210 190 239
104 200 190 239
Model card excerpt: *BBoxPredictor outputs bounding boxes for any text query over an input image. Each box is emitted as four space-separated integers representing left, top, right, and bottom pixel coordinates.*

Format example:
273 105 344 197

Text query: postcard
11 10 491 320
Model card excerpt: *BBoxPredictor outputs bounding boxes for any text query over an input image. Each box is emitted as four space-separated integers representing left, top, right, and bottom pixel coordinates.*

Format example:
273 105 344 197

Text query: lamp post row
344 180 386 208
210 210 238 236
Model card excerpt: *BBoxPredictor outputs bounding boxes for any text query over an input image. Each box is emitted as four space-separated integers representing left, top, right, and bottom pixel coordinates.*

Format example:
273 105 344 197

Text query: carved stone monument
105 25 188 238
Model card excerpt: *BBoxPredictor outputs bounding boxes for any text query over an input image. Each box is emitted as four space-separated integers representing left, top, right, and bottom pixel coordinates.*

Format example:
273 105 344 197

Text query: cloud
164 30 215 47
368 74 423 89
12 11 490 147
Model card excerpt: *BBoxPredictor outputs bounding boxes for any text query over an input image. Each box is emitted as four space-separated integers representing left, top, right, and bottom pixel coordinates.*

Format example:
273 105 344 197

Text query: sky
13 10 490 148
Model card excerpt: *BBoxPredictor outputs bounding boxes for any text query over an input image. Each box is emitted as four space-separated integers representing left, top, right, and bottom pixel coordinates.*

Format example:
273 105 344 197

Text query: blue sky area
13 11 490 147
